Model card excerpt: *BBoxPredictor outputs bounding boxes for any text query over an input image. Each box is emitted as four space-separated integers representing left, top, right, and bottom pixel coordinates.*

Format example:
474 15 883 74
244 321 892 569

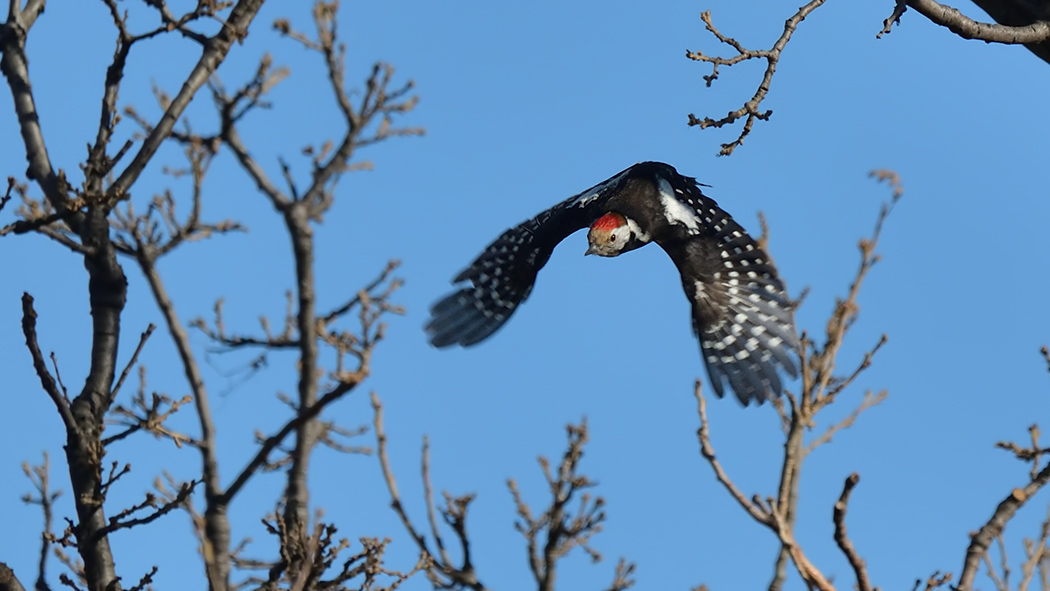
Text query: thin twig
372 392 488 590
422 436 451 566
109 324 156 403
21 452 60 591
694 381 771 525
805 389 888 455
220 380 356 504
20 294 75 430
878 0 909 38
321 260 400 325
605 558 636 591
1017 502 1050 591
371 392 430 551
685 1 828 155
912 571 953 591
833 473 872 591
96 480 198 537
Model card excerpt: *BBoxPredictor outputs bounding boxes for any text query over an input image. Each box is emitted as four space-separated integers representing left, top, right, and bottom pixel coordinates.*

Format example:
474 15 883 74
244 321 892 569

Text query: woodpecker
426 161 798 405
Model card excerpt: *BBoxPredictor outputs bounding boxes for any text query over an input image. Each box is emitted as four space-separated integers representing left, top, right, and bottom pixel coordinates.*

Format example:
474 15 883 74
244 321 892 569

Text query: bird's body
427 161 799 405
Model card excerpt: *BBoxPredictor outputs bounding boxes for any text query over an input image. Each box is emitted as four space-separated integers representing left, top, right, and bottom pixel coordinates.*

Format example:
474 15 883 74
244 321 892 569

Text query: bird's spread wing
429 161 799 405
654 172 799 405
427 169 634 347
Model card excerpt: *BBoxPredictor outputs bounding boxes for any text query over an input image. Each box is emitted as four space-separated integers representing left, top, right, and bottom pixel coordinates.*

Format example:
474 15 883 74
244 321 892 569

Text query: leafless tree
3 1 426 590
1 2 642 590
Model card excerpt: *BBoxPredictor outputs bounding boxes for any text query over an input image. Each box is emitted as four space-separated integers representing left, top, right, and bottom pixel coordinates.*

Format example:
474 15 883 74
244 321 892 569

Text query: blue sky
1 1 1048 590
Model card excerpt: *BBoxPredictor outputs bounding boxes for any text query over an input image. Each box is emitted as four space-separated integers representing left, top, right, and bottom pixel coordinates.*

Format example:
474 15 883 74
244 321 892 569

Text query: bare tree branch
108 324 155 405
0 206 86 239
694 381 772 525
0 3 70 212
21 452 60 591
371 392 429 551
996 425 1050 481
97 480 198 536
805 389 888 455
879 0 910 38
0 563 28 591
132 243 230 589
371 392 489 590
695 173 904 591
20 294 75 430
765 505 835 591
106 0 267 200
321 260 401 326
203 7 420 550
605 558 636 591
105 384 194 448
833 473 872 591
221 379 359 505
879 0 1050 44
422 436 452 568
506 420 621 591
981 534 1011 591
911 571 953 591
685 1 828 155
1017 502 1050 591
958 441 1050 590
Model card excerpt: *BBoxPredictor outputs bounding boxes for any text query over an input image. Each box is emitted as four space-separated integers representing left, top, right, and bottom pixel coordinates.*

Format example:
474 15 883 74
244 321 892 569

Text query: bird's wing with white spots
658 176 800 404
427 170 631 347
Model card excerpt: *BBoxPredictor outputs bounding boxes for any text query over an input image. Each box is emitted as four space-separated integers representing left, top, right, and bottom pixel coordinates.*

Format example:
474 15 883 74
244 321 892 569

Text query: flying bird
426 161 799 404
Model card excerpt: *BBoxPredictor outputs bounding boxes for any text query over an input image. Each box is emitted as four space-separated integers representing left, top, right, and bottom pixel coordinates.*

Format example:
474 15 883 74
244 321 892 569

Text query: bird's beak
584 245 596 256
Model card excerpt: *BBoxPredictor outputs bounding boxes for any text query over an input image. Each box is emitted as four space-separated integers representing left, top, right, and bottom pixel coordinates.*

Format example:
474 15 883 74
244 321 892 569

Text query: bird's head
585 212 649 257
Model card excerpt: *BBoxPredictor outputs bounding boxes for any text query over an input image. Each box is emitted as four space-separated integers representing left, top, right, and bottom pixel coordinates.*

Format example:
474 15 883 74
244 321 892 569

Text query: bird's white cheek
624 217 650 243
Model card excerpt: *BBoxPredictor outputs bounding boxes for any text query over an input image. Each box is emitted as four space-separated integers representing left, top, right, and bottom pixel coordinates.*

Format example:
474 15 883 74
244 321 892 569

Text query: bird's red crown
590 212 625 234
